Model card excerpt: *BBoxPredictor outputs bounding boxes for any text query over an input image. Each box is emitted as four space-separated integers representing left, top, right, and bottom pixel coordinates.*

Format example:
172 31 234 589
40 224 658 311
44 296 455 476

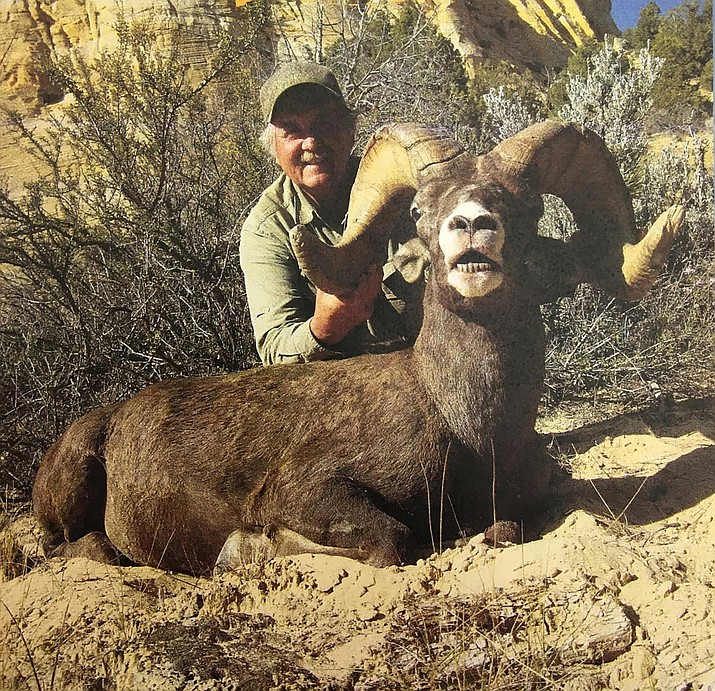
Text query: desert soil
1 396 714 690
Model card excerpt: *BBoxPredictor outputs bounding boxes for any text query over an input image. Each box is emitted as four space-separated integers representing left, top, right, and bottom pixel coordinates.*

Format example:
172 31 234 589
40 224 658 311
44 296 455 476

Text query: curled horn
487 120 683 301
290 123 467 296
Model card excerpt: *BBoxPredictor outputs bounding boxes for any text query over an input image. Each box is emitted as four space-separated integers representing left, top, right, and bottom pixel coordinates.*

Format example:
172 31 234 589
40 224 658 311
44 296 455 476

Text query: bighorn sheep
33 120 682 576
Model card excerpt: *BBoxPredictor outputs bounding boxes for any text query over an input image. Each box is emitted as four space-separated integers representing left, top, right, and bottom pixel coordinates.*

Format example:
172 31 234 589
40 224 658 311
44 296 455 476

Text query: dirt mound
2 398 714 690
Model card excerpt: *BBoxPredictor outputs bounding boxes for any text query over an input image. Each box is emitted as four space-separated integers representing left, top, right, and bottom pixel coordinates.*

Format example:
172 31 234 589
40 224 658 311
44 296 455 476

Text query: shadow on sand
543 396 715 530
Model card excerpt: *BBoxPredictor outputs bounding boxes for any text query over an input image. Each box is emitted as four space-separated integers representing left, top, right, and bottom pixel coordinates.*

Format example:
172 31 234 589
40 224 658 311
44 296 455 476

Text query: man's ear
393 237 430 284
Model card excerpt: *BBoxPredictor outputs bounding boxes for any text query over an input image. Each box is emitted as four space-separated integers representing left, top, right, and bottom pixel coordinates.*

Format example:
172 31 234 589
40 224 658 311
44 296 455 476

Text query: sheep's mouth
452 250 500 273
447 249 504 297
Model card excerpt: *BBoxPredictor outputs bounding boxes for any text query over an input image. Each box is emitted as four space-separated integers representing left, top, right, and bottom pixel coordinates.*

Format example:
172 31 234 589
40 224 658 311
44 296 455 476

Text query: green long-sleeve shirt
239 161 420 365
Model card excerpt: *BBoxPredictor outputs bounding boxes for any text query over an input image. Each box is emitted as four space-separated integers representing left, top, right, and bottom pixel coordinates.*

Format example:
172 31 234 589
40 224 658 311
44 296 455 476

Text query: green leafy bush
624 0 713 126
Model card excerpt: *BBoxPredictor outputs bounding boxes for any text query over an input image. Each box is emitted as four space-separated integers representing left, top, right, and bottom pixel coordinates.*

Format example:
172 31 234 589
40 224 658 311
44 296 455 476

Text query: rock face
0 0 617 112
431 0 618 74
0 0 240 111
277 0 618 76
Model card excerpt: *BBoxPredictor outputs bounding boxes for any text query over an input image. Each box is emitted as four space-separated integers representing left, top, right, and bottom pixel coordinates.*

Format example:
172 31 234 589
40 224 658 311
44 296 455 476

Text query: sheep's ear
524 237 581 303
393 237 430 283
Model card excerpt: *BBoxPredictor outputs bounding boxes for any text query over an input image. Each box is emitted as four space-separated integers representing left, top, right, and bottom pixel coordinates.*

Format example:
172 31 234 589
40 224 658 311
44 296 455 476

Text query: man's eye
321 120 338 132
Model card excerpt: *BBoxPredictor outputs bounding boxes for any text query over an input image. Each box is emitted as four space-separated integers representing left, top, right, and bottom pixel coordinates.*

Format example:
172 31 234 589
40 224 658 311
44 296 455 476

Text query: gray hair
260 123 277 160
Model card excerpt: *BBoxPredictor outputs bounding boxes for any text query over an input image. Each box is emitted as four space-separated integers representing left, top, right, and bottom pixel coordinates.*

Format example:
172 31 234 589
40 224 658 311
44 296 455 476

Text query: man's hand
309 264 383 346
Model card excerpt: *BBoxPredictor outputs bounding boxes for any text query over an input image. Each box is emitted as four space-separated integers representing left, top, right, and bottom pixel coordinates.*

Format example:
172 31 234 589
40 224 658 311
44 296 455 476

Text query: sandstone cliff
0 0 241 110
276 0 618 76
0 0 617 113
431 0 617 75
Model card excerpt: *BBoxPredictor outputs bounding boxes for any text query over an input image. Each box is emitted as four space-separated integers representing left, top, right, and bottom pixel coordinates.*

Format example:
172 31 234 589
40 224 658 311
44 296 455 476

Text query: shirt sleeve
239 215 340 366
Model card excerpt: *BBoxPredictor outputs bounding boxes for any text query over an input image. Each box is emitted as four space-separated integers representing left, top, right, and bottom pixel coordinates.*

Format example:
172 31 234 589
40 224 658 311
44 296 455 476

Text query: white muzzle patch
439 201 506 298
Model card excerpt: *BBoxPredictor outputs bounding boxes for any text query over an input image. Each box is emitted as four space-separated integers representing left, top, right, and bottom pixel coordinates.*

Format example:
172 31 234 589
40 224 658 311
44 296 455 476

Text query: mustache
301 151 331 165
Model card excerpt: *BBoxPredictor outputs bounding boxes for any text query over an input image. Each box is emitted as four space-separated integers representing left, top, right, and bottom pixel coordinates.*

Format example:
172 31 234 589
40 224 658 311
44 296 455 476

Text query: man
240 61 418 365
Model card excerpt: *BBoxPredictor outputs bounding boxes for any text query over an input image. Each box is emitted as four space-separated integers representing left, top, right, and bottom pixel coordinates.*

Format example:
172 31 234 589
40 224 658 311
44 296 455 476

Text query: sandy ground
1 396 714 690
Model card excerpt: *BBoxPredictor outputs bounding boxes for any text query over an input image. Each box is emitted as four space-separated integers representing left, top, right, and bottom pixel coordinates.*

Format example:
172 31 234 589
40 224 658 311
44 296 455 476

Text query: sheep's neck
414 285 543 455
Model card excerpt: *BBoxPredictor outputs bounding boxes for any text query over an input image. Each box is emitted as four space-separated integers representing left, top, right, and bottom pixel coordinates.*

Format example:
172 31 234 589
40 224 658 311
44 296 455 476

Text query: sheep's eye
410 206 422 222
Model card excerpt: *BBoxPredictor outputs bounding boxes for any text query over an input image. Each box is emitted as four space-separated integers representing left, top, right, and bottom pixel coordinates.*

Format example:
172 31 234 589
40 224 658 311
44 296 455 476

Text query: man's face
271 88 354 206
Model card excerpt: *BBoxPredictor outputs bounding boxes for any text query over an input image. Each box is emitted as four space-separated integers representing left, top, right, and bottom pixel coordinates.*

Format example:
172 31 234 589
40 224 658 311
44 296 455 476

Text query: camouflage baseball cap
260 61 346 122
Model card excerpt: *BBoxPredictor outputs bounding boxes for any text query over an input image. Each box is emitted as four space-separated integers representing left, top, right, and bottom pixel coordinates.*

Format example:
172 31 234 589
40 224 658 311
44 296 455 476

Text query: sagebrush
0 17 273 493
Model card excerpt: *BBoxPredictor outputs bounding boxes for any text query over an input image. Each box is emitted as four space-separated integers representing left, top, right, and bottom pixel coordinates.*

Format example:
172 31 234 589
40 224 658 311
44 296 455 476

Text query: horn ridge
488 119 680 300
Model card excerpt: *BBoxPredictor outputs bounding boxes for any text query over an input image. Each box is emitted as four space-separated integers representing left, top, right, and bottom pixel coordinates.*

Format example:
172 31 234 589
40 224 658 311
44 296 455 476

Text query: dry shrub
355 585 619 690
0 16 273 495
541 135 714 406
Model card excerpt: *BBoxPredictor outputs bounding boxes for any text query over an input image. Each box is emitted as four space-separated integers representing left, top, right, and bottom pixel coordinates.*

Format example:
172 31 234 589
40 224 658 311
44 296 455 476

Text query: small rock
659 580 677 597
408 580 429 594
356 606 379 622
437 558 452 572
548 594 634 664
314 568 346 593
631 646 657 679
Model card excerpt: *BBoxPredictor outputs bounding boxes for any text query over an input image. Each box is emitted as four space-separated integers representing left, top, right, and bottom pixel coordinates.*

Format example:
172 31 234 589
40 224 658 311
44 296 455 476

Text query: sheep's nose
448 214 498 233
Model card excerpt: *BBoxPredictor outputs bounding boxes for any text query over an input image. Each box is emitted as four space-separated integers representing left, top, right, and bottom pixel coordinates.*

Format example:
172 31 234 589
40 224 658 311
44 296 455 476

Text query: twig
2 599 42 691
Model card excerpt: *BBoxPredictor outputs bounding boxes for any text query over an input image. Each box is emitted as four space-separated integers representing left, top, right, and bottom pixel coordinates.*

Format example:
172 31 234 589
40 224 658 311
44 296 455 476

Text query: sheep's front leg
247 477 414 569
299 478 415 567
214 525 368 574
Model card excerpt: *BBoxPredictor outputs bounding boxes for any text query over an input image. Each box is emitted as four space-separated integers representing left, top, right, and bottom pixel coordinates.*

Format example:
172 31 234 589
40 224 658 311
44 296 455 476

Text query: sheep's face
411 180 533 302
439 195 505 297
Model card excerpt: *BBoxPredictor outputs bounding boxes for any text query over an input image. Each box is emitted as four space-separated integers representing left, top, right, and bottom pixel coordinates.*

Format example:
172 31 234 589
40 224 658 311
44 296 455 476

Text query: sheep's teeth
456 262 493 273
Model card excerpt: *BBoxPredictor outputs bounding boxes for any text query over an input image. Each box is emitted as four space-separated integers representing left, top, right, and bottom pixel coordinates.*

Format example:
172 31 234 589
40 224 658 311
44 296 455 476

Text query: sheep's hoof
51 531 123 564
214 526 280 574
483 520 521 547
